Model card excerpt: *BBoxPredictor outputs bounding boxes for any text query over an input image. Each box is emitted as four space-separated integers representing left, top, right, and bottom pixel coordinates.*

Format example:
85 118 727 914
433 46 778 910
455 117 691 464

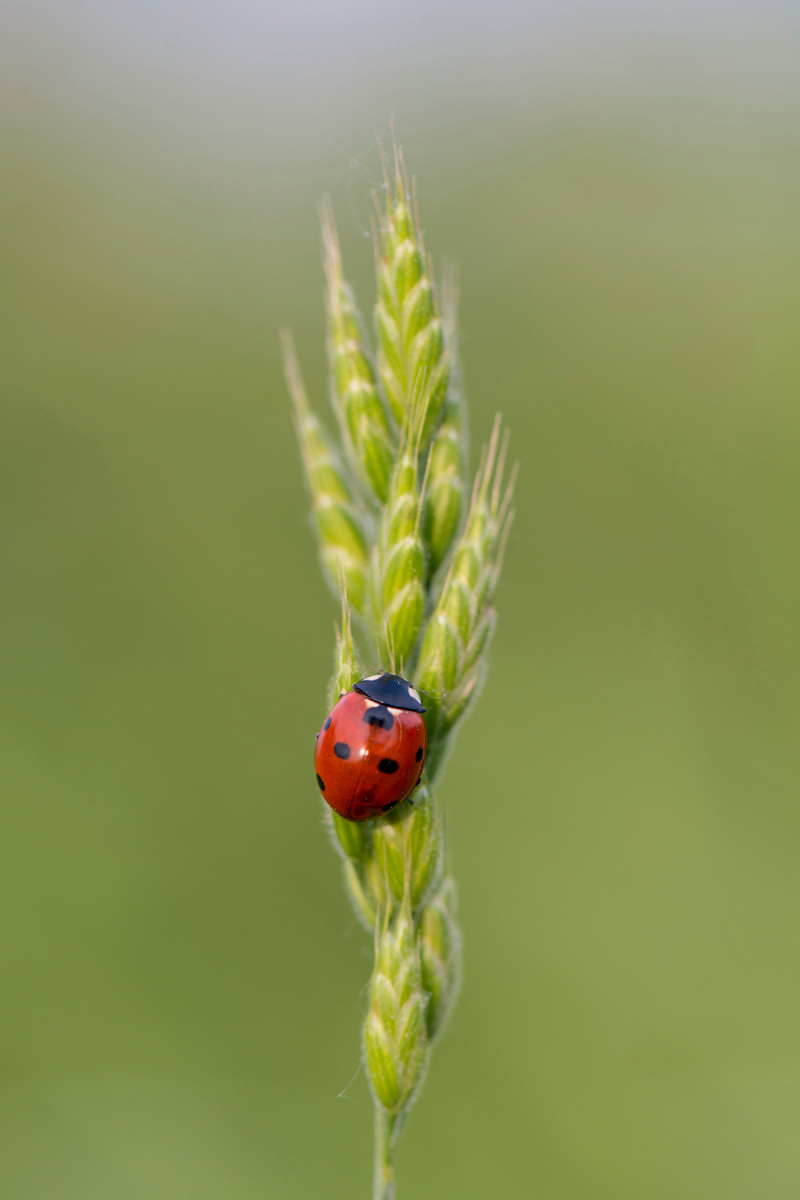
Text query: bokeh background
3 2 799 1197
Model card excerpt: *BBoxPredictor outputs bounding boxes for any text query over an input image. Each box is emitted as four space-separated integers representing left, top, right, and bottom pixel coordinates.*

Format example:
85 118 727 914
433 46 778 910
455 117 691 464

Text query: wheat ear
285 135 515 1200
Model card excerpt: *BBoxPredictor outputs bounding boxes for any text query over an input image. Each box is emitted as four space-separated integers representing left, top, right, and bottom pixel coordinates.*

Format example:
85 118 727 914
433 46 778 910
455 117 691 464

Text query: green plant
284 138 515 1200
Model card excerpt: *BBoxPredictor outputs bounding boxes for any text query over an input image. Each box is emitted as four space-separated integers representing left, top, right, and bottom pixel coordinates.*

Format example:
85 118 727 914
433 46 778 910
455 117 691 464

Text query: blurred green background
2 2 799 1197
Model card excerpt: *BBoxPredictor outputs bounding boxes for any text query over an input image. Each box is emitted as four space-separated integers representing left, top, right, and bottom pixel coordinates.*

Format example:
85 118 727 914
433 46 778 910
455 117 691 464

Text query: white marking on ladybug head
364 674 381 681
407 686 421 703
363 699 379 708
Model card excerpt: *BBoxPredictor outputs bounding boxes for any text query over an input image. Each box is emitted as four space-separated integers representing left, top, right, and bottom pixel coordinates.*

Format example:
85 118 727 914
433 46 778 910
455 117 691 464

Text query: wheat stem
374 1108 397 1200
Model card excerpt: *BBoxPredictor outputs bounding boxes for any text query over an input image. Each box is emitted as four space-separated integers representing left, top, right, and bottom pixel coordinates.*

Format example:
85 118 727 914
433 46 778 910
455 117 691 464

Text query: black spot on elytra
323 717 331 731
316 774 325 792
363 706 394 730
382 800 399 812
378 758 399 774
334 742 351 759
415 746 423 761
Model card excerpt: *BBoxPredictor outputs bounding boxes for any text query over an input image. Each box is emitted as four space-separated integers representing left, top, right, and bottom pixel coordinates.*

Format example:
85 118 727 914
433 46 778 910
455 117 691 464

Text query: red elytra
314 673 427 822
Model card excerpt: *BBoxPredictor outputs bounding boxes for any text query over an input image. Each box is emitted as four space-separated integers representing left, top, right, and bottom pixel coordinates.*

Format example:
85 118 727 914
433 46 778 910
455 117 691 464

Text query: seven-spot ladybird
314 672 427 822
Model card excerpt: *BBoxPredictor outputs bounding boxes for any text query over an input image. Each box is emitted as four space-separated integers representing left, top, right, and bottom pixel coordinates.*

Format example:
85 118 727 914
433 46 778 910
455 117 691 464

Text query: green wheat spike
419 877 460 1040
282 330 370 614
375 142 449 450
286 136 515 1200
422 265 465 577
370 404 427 671
417 415 516 772
321 199 396 505
364 904 429 1115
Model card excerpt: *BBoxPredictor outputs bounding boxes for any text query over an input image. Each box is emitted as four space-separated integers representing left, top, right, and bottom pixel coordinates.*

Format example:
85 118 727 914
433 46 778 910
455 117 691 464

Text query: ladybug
314 672 427 822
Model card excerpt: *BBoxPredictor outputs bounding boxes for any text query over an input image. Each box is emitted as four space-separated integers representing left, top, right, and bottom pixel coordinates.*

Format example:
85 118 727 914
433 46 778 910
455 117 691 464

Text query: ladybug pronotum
314 672 427 822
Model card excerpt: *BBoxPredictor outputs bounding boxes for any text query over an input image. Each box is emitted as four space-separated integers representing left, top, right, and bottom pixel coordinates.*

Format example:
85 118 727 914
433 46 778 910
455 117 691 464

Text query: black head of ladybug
353 672 426 713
